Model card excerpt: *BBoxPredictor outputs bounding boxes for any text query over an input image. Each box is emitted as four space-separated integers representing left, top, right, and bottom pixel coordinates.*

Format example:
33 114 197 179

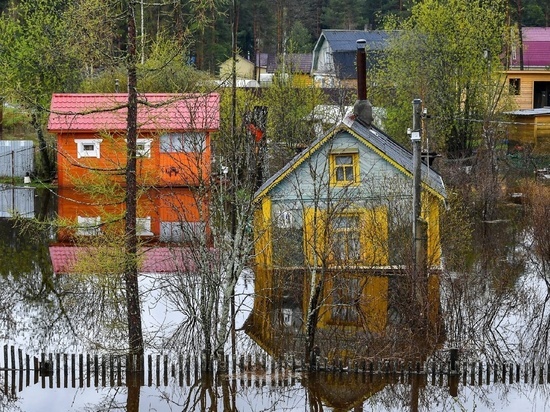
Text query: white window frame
75 139 102 158
136 217 153 236
136 139 153 158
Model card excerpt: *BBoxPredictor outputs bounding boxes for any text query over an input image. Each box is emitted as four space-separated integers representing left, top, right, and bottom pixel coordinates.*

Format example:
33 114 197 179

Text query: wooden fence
2 345 550 393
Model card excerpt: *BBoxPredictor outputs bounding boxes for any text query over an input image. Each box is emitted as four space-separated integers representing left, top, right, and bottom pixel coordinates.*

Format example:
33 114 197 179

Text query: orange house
48 93 220 187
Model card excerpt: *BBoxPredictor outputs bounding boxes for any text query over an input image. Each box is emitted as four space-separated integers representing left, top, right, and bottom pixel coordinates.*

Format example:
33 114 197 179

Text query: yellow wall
254 197 272 268
506 70 550 110
219 55 255 79
423 193 442 268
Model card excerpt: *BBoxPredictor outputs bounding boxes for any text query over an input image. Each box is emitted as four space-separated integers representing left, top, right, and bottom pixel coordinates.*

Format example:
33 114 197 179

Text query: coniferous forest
1 0 547 75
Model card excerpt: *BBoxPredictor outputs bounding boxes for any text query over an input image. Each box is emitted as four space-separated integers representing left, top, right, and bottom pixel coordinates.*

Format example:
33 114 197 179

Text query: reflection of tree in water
0 217 130 352
439 188 550 364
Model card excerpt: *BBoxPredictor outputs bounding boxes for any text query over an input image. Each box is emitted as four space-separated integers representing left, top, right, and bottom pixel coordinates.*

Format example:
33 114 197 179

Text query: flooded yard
1 185 550 411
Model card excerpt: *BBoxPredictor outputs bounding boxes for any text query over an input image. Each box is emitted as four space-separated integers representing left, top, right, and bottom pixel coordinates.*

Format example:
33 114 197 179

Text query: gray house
311 30 396 88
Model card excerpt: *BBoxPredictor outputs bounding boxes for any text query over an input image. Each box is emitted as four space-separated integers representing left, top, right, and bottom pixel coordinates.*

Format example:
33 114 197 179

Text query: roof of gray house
254 111 446 201
317 30 395 52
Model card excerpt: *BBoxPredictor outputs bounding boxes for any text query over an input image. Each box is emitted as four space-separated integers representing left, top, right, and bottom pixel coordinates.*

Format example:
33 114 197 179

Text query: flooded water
1 184 550 411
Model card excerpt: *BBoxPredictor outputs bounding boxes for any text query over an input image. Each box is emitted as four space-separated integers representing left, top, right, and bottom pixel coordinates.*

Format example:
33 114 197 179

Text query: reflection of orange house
50 186 210 274
48 93 219 187
55 187 208 244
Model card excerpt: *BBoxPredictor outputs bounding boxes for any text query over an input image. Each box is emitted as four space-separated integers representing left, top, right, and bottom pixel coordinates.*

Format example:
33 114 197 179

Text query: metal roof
267 53 313 74
48 93 220 133
511 27 550 68
345 116 446 198
316 30 396 52
506 107 550 116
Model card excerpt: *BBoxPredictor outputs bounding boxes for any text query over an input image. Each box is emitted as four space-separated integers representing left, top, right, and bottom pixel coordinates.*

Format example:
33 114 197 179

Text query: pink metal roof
523 27 550 41
511 27 550 68
48 93 219 132
49 245 213 274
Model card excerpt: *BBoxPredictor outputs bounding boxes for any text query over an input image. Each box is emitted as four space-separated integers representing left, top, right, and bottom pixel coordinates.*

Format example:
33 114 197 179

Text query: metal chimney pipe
356 39 367 100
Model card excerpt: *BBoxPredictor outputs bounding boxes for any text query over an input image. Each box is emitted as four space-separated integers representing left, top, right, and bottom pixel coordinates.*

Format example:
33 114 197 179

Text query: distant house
219 54 256 80
256 53 270 83
311 30 396 88
505 27 550 153
266 53 313 87
48 93 219 187
509 27 550 70
247 98 446 358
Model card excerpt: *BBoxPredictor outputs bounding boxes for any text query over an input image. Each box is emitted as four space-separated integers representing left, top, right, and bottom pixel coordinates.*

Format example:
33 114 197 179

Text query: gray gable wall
269 130 411 205
256 115 446 204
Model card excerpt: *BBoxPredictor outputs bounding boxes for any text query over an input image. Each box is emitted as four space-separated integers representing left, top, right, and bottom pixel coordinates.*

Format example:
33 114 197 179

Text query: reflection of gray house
311 30 396 88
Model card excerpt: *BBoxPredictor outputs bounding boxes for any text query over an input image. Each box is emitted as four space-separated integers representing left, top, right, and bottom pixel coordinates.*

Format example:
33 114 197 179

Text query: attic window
330 151 359 186
75 139 102 158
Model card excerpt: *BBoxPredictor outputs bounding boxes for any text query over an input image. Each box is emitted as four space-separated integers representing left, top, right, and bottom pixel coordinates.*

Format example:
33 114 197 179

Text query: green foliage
261 77 327 173
370 0 511 156
1 105 33 136
63 0 121 76
79 34 213 93
288 21 315 54
0 0 81 109
322 0 369 30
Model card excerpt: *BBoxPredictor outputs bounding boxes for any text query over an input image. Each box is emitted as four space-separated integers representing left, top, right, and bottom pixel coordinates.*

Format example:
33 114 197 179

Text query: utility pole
411 99 429 337
411 98 422 256
411 98 426 275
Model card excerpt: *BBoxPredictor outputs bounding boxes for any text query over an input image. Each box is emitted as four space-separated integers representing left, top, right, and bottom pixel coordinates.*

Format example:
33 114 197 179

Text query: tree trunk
31 111 53 180
305 270 323 364
125 0 144 362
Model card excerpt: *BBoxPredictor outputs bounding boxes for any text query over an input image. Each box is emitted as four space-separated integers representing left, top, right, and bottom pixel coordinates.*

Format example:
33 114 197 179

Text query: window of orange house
75 139 102 158
160 132 206 153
